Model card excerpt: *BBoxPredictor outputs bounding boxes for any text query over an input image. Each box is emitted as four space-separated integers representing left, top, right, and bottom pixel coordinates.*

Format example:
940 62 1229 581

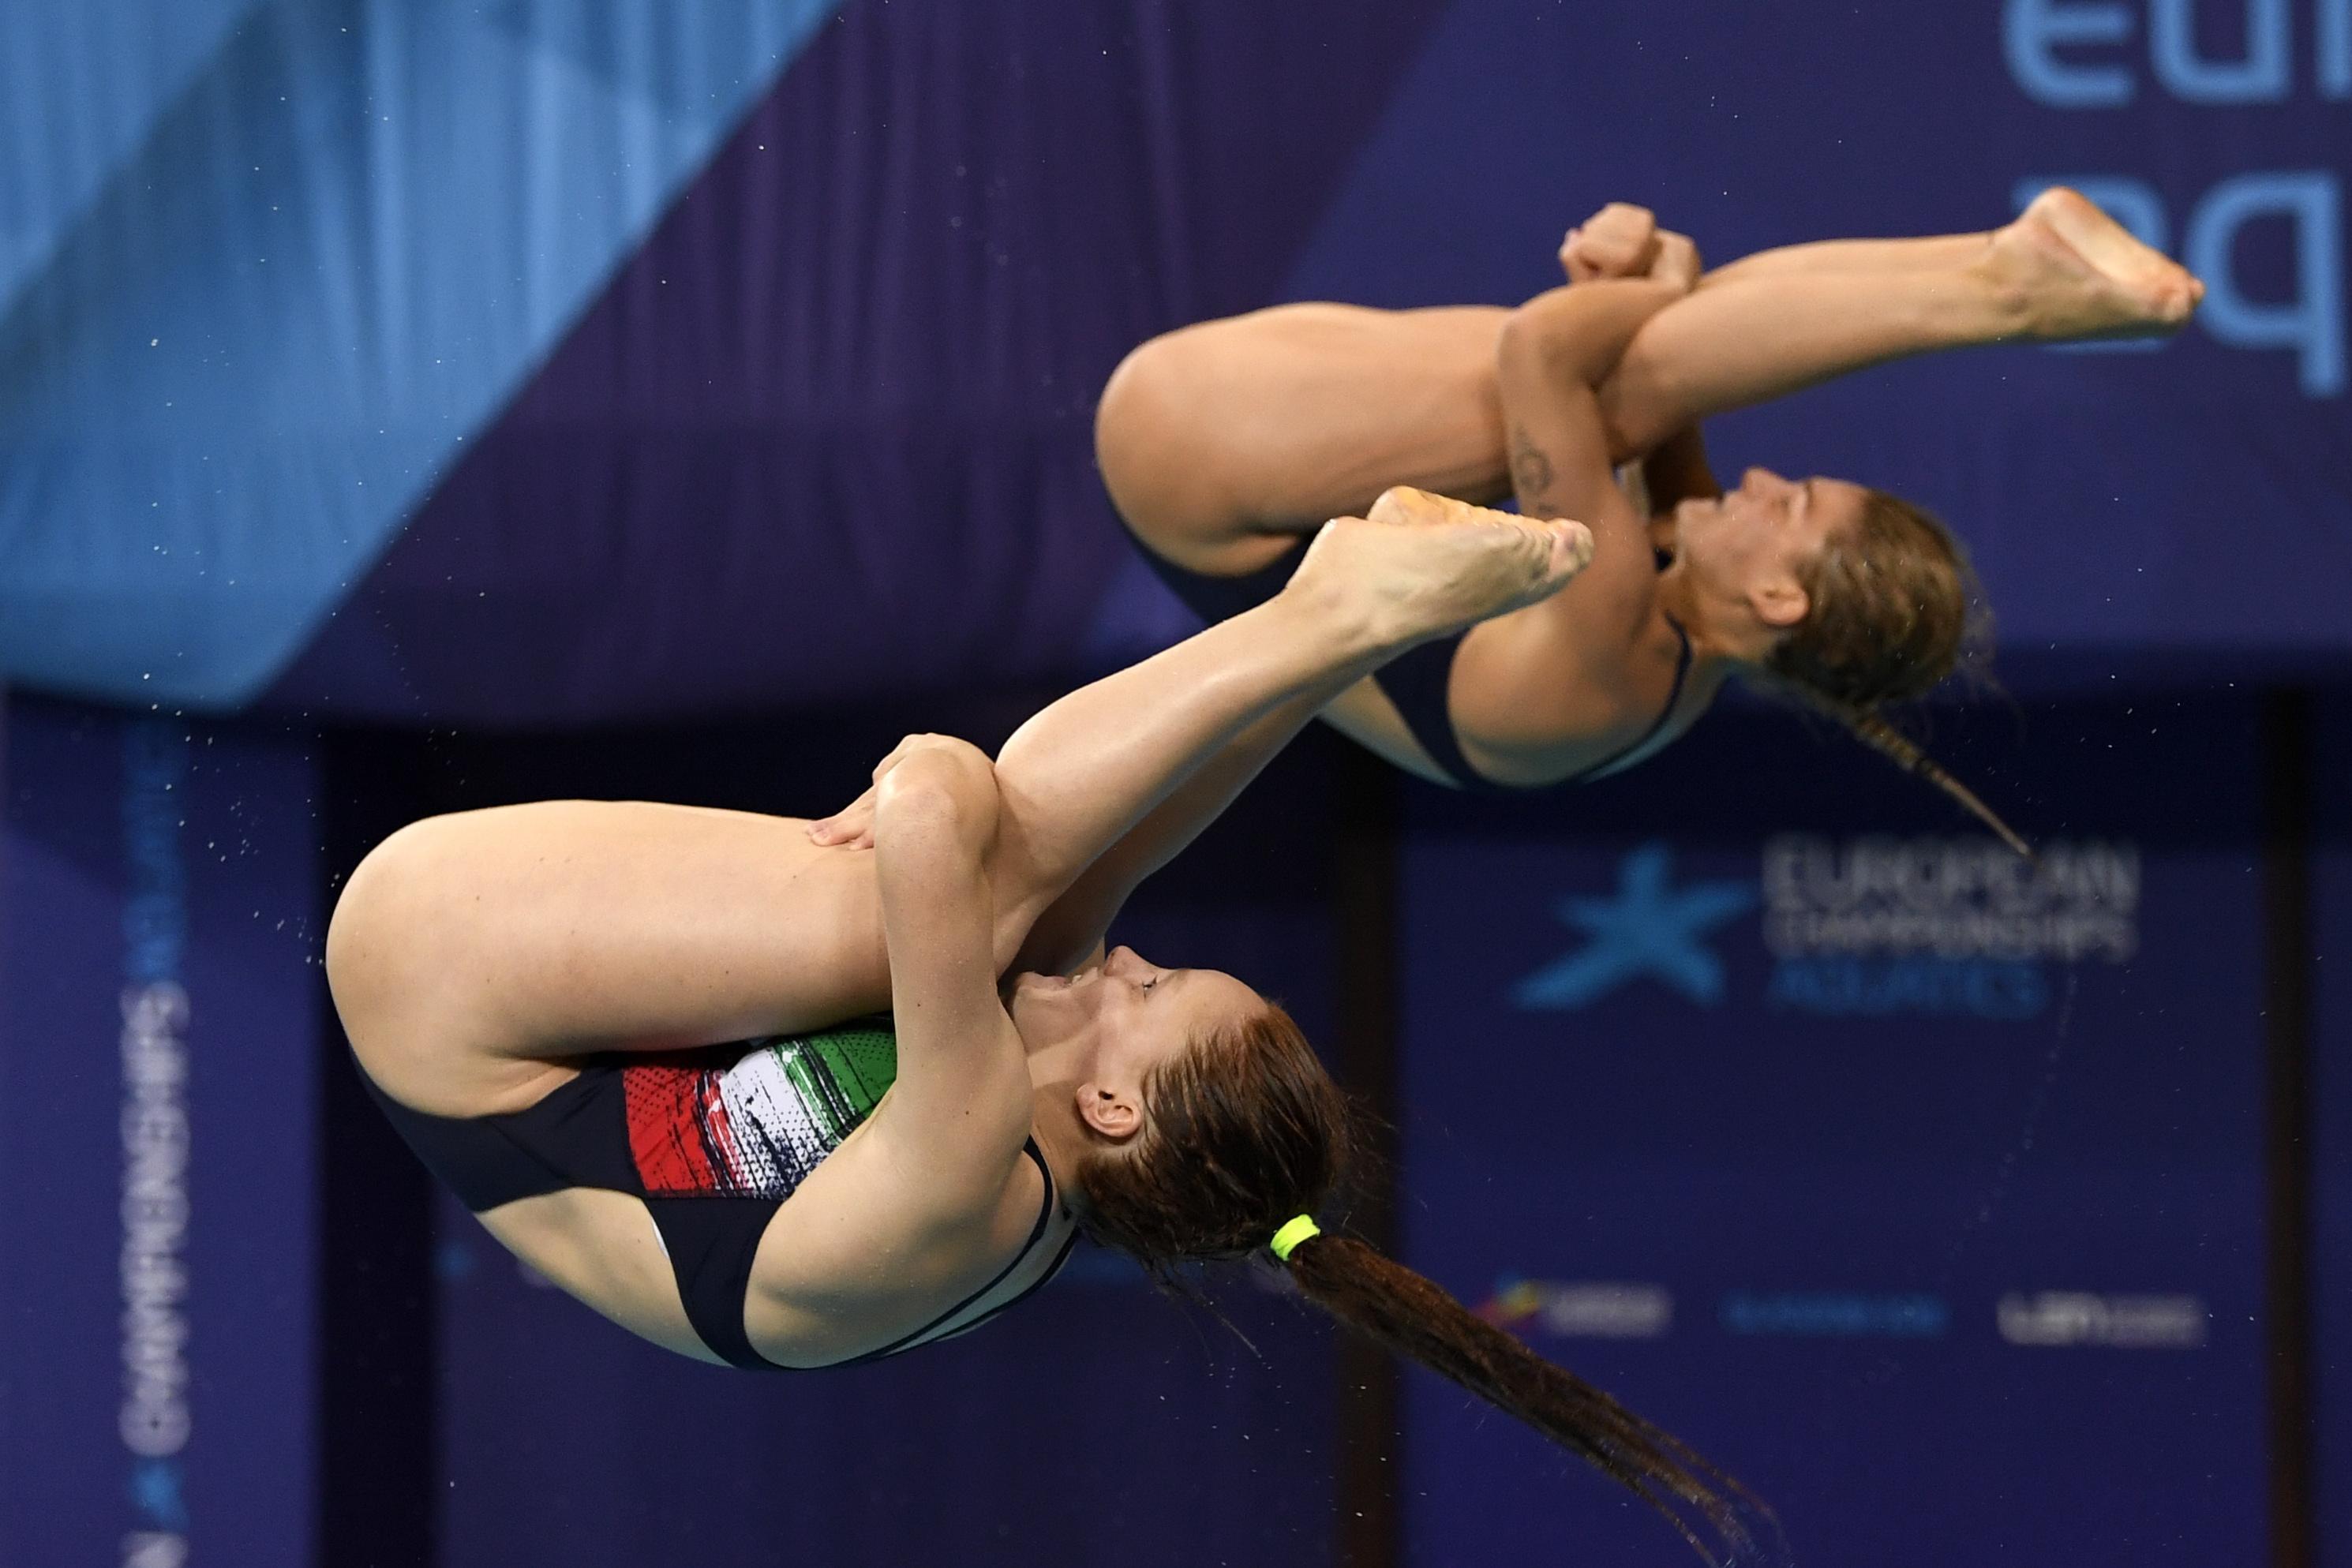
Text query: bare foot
1991 188 2204 339
1291 485 1594 646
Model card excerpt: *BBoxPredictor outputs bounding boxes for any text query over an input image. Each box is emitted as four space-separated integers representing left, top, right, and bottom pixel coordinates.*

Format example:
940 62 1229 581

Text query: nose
1106 945 1140 977
1740 466 1787 495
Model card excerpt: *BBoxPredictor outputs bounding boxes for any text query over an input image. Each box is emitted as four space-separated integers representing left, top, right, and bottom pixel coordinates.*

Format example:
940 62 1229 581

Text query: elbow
1495 298 1590 390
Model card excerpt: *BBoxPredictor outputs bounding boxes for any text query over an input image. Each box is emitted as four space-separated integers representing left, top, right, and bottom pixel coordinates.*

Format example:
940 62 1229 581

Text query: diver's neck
1653 559 1706 644
1654 557 1759 672
1024 1082 1090 1213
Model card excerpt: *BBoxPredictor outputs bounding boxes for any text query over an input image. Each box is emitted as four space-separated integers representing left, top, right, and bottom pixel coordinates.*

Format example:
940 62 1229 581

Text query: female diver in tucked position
1099 187 2204 851
329 493 1761 1559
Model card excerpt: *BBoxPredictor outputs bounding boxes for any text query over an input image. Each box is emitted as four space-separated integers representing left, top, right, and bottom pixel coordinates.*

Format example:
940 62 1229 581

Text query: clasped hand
1559 200 1702 293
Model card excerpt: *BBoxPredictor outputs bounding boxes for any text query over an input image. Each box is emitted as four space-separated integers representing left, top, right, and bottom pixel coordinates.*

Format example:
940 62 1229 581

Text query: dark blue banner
2316 692 2350 1568
0 698 319 1568
1397 695 2268 1566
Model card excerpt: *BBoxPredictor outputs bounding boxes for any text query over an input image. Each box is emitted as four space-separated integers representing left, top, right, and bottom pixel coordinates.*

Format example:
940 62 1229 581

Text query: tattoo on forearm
1509 425 1560 514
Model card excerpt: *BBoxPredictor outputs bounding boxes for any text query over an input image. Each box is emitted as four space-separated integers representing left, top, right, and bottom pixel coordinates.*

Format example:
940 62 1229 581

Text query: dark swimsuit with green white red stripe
363 1017 1078 1369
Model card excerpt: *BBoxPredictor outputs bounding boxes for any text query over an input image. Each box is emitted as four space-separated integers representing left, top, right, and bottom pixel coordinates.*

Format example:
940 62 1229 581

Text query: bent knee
1097 327 1275 554
1095 333 1197 521
326 817 470 1061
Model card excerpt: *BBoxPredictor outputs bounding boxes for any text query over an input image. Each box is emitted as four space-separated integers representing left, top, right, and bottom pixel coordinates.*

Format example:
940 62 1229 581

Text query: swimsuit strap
1415 548 1690 792
1570 612 1692 781
934 1141 1080 1344
835 1138 1073 1365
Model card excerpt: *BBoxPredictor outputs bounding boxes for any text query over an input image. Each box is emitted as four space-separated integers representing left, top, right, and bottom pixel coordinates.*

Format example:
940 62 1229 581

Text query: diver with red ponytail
335 492 1766 1557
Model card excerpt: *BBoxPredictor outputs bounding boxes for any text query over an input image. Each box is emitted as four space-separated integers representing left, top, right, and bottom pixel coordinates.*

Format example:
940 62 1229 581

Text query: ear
1075 1081 1142 1143
1750 573 1810 630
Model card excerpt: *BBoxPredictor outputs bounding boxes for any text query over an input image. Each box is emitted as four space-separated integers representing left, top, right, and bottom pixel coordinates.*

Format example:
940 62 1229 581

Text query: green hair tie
1268 1214 1321 1263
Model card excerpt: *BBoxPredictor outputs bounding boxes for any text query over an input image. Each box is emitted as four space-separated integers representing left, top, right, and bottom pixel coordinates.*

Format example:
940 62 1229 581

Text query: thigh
328 800 891 1114
1095 304 1514 572
478 1190 722 1364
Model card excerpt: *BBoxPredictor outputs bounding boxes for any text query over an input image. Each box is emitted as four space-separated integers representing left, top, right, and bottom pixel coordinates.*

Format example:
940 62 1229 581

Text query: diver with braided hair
329 491 1761 1561
1099 187 2206 854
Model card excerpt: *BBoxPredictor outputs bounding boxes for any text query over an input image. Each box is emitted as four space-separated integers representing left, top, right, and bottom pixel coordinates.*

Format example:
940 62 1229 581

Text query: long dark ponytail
1285 1229 1767 1560
1073 1005 1773 1563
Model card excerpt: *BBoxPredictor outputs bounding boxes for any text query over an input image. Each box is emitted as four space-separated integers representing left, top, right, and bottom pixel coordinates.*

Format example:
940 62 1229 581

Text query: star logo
1512 842 1756 1009
129 1458 188 1531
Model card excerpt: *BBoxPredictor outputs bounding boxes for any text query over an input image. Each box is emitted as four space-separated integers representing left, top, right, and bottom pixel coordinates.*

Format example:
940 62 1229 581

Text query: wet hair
1073 1006 1773 1562
1766 488 2028 857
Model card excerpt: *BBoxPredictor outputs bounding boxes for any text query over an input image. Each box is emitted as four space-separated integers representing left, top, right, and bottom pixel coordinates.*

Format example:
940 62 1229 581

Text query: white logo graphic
1484 1280 1674 1339
1759 835 2141 1019
1997 1291 2210 1349
1512 843 1755 1009
1762 835 2140 962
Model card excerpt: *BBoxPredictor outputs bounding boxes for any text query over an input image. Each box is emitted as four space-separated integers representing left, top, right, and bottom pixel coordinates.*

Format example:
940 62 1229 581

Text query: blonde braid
1781 682 2032 859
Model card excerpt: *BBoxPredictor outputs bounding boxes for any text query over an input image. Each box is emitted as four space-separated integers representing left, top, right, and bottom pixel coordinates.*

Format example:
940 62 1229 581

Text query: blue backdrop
2 0 2344 720
1399 693 2271 1565
2316 694 2352 1568
0 699 320 1566
0 5 2343 1566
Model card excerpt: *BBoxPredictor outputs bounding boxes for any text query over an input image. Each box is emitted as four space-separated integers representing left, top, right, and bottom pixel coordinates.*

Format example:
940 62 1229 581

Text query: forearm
1541 226 1720 492
874 756 1002 975
1495 280 1687 517
1499 279 1687 390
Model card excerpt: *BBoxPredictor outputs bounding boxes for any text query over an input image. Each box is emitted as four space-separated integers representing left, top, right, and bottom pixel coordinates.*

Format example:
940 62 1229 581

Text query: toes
1542 519 1594 580
1368 485 1444 527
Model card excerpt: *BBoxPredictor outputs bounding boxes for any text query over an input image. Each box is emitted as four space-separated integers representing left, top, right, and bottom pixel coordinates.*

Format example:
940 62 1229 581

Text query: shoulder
1449 587 1690 785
